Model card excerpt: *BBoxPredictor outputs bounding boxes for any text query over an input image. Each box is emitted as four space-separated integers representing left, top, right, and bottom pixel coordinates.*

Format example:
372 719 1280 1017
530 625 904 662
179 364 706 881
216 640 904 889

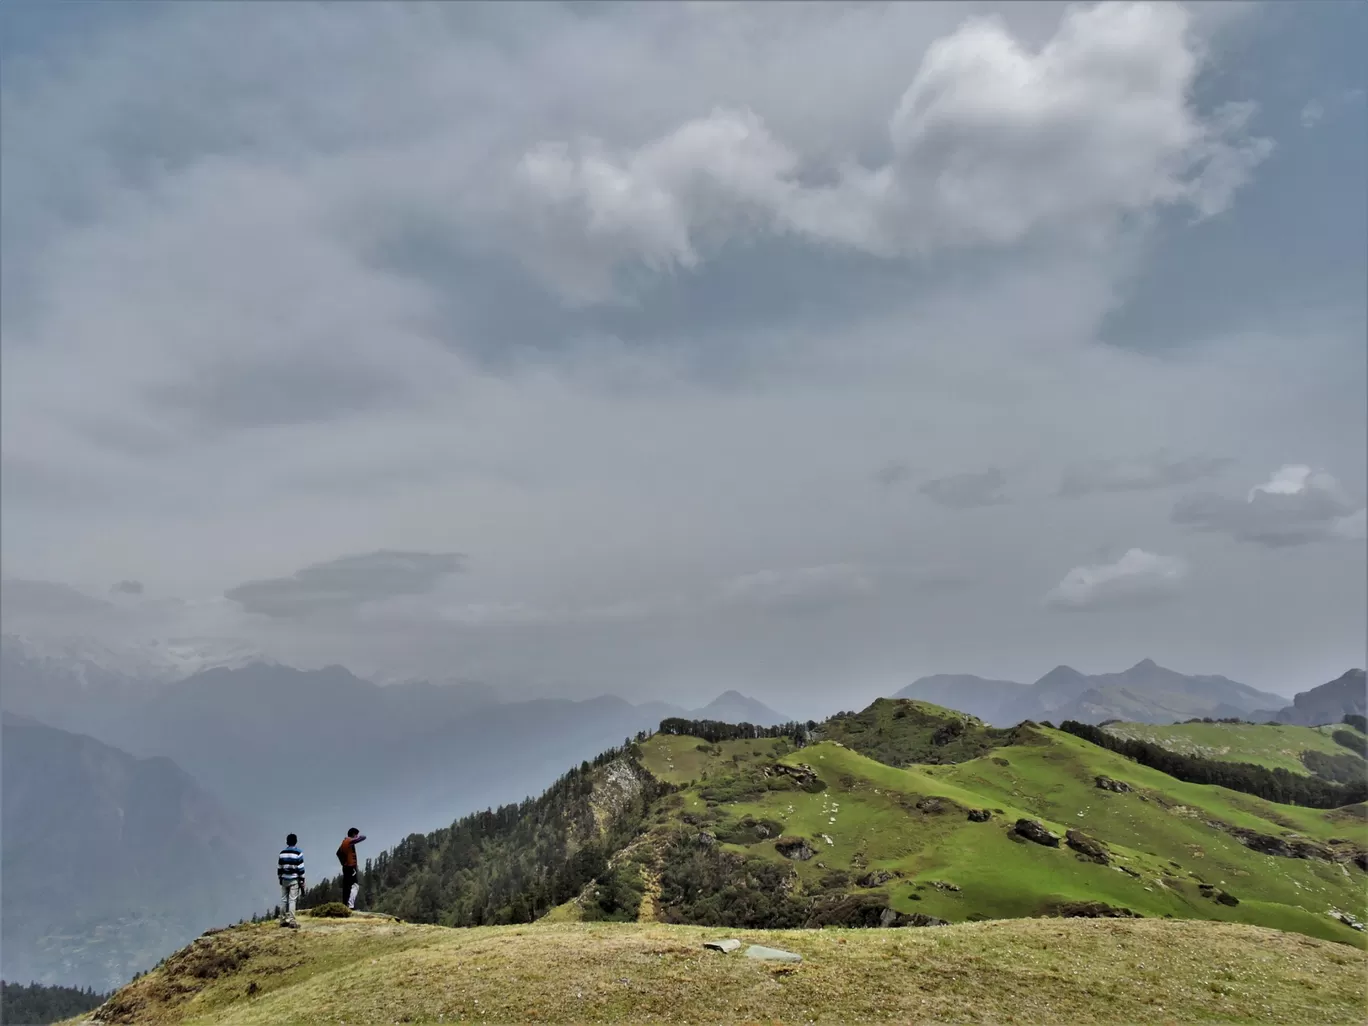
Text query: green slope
638 730 1366 944
1103 720 1367 776
61 915 1368 1025
300 698 1368 949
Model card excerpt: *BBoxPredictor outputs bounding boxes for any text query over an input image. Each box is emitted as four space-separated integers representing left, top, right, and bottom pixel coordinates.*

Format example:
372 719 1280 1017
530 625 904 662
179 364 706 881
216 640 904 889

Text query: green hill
296 698 1367 949
1103 719 1368 778
61 915 1367 1025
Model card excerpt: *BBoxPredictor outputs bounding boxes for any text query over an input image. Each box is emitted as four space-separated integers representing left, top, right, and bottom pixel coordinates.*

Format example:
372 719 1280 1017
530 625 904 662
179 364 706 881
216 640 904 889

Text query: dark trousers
342 866 359 908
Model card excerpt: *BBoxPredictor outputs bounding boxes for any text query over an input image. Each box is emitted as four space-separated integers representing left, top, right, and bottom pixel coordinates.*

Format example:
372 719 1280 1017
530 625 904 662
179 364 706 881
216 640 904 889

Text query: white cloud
515 1 1271 299
1300 99 1325 129
1046 548 1189 609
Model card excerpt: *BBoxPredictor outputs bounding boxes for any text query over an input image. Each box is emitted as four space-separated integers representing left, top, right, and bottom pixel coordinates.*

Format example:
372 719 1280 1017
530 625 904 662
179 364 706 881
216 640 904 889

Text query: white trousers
280 881 301 922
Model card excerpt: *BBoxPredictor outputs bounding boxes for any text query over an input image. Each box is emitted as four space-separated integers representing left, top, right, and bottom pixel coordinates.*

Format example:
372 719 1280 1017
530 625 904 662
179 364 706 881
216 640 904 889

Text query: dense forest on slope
299 738 673 924
1 981 108 1025
1060 720 1368 807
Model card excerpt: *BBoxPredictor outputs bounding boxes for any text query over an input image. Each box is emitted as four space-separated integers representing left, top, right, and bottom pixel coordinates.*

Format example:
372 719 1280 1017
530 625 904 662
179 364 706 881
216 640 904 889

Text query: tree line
1 981 108 1025
656 718 817 744
1059 720 1368 808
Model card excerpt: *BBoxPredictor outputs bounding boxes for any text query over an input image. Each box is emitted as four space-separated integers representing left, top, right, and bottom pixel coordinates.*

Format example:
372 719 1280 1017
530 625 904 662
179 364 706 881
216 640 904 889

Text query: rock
774 836 817 861
697 831 716 847
1094 775 1133 793
744 944 802 963
1228 828 1335 860
857 869 894 888
1354 852 1368 872
967 809 992 823
1331 911 1365 931
928 880 961 892
1065 829 1110 865
1118 865 1142 879
1013 819 1061 847
1054 901 1142 919
905 913 949 927
1215 890 1239 906
703 939 741 953
915 797 950 814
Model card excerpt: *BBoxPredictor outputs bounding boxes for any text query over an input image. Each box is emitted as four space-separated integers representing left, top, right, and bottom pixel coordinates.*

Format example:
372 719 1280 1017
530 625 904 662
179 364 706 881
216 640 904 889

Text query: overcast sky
2 1 1364 712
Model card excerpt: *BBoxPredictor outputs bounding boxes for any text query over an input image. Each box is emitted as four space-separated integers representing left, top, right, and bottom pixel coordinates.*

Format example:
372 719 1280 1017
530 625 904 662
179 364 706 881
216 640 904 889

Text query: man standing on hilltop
337 827 366 909
277 833 305 929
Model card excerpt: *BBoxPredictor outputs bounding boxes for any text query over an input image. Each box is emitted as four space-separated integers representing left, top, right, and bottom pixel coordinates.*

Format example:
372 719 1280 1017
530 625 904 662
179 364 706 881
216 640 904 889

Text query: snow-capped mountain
2 632 268 684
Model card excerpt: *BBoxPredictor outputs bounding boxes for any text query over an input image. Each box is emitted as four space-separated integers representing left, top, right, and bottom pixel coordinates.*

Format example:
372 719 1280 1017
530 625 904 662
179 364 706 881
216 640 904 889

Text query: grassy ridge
1103 721 1368 777
63 915 1368 1025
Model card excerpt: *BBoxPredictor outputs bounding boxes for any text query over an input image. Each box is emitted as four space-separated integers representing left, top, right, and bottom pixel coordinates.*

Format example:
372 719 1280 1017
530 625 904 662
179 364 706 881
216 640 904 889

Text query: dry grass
65 915 1367 1025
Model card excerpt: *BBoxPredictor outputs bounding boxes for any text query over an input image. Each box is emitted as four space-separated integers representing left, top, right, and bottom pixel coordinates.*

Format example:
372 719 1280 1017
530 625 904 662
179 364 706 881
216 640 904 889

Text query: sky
1 1 1364 713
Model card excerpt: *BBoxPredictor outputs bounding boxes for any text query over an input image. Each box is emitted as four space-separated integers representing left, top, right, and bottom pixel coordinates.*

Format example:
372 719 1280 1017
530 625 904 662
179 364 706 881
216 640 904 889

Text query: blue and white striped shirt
278 845 305 883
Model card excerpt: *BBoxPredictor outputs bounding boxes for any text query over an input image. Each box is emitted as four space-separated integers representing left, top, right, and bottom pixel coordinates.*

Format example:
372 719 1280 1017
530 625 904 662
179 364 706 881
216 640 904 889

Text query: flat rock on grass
702 939 741 953
744 944 802 963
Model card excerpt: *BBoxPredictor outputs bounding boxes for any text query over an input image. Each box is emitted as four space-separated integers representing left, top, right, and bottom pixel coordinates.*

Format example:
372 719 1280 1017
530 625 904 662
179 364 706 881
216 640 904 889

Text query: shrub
308 902 353 918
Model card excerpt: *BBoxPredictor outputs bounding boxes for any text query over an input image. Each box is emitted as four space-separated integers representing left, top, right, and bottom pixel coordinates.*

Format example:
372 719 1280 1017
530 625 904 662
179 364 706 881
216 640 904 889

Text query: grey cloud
1 578 112 617
143 353 411 432
1171 465 1365 548
719 564 875 615
225 551 465 619
111 580 144 596
1059 453 1235 499
874 462 913 489
919 468 1007 510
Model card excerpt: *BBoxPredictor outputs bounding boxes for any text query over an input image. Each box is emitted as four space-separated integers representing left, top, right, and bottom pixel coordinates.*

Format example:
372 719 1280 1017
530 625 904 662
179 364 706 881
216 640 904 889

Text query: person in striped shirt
277 833 305 928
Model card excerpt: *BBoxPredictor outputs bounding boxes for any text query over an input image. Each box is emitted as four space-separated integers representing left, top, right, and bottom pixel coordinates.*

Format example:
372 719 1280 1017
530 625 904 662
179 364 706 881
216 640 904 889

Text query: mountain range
1253 668 1367 726
893 658 1292 726
1 713 254 991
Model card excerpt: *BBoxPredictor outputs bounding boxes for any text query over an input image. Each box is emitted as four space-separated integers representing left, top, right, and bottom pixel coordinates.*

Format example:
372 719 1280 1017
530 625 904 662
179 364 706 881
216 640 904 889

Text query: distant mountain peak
690 691 788 725
1131 657 1159 671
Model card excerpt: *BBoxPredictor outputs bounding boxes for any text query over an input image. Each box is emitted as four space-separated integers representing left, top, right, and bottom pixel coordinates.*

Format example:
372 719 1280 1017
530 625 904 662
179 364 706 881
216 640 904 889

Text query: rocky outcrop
1065 829 1110 865
1053 901 1142 919
1095 775 1133 793
1012 819 1061 847
856 869 894 888
1198 883 1239 906
880 908 949 928
774 836 817 861
765 763 824 790
915 796 956 814
1230 827 1332 861
967 809 992 822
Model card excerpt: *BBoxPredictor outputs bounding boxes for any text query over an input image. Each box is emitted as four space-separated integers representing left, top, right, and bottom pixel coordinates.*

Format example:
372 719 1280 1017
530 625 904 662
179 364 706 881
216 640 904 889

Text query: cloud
874 461 913 489
515 1 1271 299
1 579 112 617
1300 99 1325 129
225 551 465 619
1172 464 1366 547
1046 548 1188 609
719 564 875 613
110 579 144 596
919 468 1007 509
1058 452 1234 498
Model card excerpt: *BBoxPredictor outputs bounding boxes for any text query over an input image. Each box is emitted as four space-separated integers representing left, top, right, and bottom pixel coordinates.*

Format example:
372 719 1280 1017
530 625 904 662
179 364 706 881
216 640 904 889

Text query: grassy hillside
1103 720 1367 777
294 698 1367 951
63 915 1367 1025
626 729 1368 944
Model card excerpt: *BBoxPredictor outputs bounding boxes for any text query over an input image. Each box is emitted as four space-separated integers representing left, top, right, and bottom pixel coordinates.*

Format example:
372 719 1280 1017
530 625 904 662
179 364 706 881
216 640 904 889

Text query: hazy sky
2 1 1364 709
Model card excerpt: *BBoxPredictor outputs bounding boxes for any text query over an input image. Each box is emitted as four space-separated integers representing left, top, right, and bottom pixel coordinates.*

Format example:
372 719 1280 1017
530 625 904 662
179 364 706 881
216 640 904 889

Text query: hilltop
62 914 1366 1025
